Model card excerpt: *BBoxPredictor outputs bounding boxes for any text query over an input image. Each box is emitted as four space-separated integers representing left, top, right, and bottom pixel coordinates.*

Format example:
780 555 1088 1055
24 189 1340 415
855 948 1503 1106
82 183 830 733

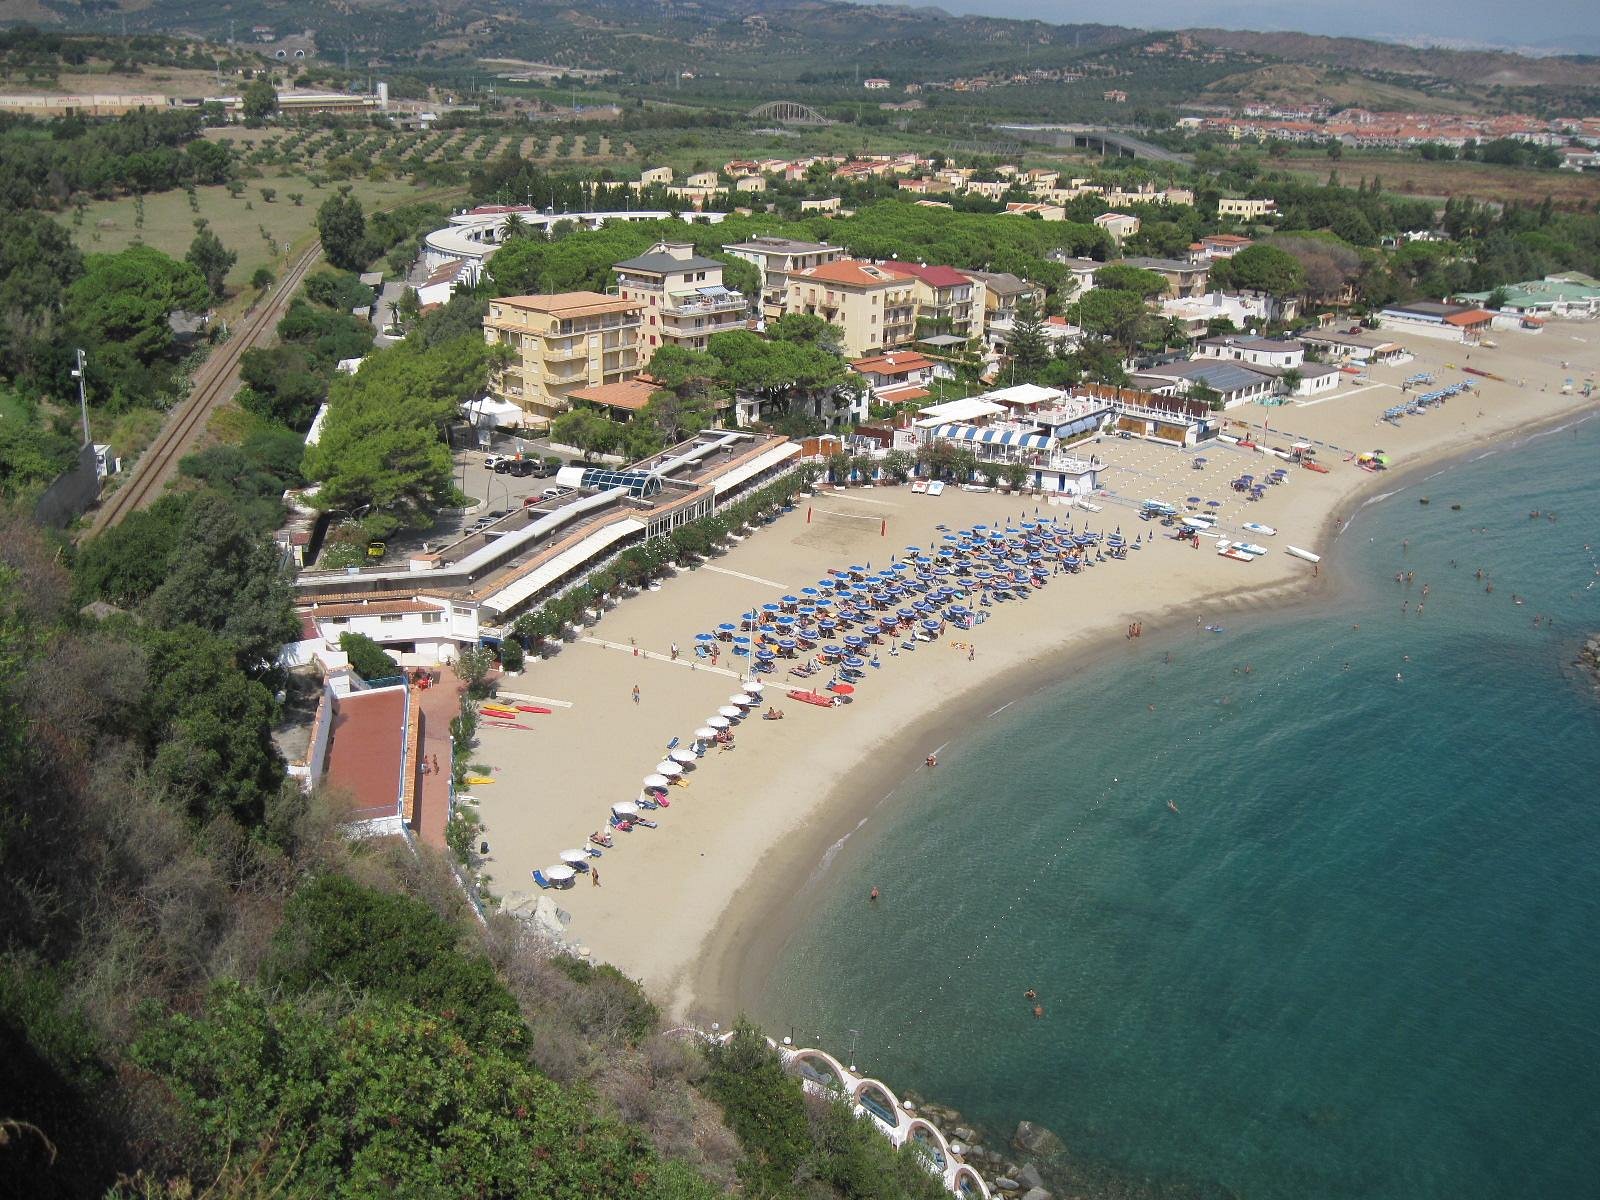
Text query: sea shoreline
681 391 1600 1026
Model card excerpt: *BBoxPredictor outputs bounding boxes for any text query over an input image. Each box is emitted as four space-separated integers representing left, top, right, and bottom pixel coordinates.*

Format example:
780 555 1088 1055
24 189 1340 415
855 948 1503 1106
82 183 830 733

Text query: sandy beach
468 324 1599 1021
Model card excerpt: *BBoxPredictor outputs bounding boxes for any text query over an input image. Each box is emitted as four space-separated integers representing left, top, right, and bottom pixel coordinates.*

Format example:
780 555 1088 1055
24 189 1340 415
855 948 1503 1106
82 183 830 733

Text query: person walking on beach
591 867 601 887
632 684 641 705
670 643 679 661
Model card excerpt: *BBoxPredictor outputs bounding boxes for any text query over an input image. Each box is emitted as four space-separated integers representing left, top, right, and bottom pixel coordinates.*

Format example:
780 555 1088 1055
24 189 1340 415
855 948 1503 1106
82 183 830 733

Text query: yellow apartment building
483 292 645 424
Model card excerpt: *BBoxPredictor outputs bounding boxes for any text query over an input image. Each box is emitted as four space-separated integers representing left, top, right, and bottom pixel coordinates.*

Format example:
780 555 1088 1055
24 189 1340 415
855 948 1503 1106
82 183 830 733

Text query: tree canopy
302 336 489 536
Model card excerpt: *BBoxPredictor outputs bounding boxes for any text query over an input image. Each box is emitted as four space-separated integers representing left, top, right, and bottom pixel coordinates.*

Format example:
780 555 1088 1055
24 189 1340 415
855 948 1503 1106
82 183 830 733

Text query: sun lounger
532 870 553 889
788 689 839 708
635 817 658 829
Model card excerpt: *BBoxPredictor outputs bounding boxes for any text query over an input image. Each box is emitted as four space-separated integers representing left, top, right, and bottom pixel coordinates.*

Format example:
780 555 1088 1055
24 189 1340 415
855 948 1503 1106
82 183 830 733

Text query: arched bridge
996 124 1192 164
747 100 833 126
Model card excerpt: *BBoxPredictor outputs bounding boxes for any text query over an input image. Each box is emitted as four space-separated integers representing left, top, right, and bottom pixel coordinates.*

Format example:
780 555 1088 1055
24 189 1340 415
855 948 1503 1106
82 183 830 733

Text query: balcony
544 341 588 361
664 293 747 318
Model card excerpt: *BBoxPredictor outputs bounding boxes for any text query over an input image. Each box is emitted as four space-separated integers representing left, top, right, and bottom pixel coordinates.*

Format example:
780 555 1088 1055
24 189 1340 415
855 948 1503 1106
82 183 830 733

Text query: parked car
492 458 514 474
484 453 509 470
540 486 565 500
509 459 535 477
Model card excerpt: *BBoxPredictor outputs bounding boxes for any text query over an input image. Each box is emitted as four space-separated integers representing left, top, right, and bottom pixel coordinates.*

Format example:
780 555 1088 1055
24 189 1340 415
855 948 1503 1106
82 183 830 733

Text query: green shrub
338 631 398 681
265 875 524 1050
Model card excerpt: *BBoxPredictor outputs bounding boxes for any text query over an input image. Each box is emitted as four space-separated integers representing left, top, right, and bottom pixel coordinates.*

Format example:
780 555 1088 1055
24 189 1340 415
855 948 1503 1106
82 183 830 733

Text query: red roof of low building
851 350 934 376
569 377 660 412
322 688 406 820
1444 309 1493 327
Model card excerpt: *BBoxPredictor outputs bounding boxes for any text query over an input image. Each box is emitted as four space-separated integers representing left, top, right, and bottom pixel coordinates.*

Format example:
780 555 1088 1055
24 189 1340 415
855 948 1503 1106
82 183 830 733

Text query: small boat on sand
1182 515 1217 530
1217 546 1255 562
1230 541 1269 557
1242 522 1277 536
1286 546 1321 564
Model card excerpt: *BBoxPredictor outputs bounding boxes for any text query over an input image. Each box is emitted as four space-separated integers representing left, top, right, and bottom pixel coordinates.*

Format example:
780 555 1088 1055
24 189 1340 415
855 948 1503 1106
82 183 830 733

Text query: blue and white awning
934 423 1053 451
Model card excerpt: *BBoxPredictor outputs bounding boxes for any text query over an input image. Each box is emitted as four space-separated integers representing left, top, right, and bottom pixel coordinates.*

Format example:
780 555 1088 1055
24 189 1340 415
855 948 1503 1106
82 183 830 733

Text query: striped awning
935 423 1053 451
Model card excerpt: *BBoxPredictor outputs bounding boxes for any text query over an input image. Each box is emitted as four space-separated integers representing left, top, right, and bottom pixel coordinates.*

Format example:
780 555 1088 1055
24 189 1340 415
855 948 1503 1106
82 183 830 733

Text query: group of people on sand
1125 621 1144 639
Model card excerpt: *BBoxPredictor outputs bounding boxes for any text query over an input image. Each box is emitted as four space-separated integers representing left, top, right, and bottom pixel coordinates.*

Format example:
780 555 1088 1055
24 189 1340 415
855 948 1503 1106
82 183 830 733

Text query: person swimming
1024 989 1037 1001
1167 799 1180 814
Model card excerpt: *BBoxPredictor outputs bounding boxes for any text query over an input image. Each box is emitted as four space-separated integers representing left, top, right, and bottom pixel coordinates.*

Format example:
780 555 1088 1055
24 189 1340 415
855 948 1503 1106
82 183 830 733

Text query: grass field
59 174 460 302
1282 153 1600 211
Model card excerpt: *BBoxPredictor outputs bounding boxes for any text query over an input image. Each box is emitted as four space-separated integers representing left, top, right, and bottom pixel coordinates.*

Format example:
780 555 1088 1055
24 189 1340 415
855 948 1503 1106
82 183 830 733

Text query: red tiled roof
851 351 933 376
879 261 971 288
793 260 905 288
570 377 659 411
323 689 406 818
1444 309 1493 327
309 599 444 619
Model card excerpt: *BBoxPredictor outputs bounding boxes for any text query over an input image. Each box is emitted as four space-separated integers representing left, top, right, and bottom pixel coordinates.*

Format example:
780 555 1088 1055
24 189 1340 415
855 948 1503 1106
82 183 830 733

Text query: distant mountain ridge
2 0 1597 96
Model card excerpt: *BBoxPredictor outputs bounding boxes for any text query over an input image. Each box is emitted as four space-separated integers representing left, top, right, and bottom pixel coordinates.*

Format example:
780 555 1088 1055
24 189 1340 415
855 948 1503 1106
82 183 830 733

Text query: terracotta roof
570 377 660 411
308 599 445 619
880 261 971 288
1444 309 1493 327
851 351 933 376
323 689 406 819
792 260 905 288
877 384 930 403
494 291 644 318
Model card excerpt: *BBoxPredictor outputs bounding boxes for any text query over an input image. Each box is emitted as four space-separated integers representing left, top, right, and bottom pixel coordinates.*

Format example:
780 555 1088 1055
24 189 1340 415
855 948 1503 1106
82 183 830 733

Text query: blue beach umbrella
696 632 714 642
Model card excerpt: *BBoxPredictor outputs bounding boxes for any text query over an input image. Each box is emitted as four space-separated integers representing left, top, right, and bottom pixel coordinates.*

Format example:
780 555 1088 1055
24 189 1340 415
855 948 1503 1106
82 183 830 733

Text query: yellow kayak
464 775 496 785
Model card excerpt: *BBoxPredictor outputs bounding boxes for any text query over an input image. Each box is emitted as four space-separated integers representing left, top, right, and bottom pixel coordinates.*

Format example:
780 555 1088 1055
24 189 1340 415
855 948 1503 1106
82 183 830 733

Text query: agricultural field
1281 152 1600 211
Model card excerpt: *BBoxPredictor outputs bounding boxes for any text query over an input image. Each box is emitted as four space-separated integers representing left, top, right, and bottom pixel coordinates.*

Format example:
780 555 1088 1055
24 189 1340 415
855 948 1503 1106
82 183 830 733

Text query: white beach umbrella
718 705 743 719
669 748 697 765
559 849 588 866
742 680 765 694
706 716 730 729
546 864 576 883
611 801 639 818
654 760 684 777
729 693 755 708
694 726 718 739
643 773 671 790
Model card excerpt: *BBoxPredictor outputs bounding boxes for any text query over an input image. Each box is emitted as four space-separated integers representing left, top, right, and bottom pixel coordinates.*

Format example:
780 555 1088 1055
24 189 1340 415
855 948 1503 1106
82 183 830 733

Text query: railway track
86 242 325 536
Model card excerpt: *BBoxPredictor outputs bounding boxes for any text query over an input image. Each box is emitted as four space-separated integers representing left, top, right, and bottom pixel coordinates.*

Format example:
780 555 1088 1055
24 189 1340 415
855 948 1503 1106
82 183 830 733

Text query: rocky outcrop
1013 1120 1067 1159
1578 633 1600 686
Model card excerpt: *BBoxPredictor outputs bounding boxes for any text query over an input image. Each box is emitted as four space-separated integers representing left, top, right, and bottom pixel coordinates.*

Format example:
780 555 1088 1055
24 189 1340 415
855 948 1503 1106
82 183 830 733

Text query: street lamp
71 348 91 447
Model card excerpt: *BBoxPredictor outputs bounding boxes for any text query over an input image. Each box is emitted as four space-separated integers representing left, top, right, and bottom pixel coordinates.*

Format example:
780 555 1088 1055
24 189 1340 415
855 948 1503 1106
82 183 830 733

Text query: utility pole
71 349 91 447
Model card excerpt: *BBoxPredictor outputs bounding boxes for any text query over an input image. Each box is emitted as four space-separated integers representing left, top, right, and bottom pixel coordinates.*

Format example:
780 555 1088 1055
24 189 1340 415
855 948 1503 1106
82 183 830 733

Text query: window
380 614 403 624
421 611 441 624
453 606 474 618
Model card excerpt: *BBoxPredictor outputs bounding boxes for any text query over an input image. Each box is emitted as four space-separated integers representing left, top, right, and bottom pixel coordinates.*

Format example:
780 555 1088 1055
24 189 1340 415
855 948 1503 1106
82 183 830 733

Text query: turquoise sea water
759 415 1600 1199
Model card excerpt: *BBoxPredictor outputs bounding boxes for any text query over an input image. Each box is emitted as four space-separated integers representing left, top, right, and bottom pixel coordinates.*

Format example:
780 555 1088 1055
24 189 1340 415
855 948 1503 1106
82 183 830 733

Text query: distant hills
3 0 1598 105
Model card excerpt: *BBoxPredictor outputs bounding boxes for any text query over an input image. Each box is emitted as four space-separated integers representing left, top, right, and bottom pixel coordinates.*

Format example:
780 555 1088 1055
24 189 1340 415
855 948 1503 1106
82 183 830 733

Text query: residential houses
781 259 918 358
849 350 936 406
1093 212 1141 245
1217 197 1278 221
612 241 748 353
1119 256 1211 299
879 261 985 343
723 236 845 321
483 291 644 423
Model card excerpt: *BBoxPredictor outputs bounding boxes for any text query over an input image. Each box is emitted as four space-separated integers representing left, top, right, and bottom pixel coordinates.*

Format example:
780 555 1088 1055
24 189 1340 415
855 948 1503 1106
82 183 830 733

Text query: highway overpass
995 124 1192 164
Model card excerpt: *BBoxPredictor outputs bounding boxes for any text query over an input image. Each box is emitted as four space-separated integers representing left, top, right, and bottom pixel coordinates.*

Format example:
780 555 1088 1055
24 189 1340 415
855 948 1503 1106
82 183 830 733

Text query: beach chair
532 870 553 889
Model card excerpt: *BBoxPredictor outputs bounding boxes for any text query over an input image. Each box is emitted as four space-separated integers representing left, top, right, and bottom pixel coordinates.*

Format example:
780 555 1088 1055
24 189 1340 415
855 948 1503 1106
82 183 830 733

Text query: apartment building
1217 197 1278 221
1093 212 1142 244
723 236 846 320
613 241 748 353
880 261 985 344
483 292 645 424
782 260 917 358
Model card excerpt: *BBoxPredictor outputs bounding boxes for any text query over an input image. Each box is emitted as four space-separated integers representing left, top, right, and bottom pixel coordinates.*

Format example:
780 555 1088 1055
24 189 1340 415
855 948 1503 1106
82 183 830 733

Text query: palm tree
501 211 528 241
